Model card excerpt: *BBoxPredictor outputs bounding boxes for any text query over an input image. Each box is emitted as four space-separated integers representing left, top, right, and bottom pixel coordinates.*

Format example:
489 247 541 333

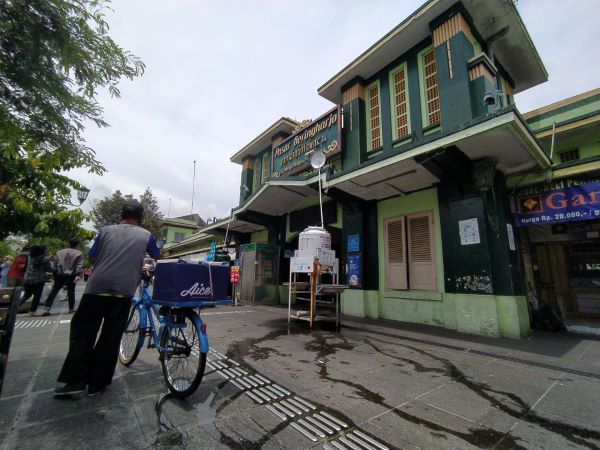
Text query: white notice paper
459 218 480 245
507 223 516 251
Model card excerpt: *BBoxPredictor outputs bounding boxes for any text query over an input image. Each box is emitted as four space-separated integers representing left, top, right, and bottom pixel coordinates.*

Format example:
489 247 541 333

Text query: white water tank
297 226 331 258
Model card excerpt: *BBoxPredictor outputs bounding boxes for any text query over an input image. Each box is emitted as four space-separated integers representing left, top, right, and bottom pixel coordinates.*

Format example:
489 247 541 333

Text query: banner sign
514 178 600 227
271 107 341 177
347 254 361 288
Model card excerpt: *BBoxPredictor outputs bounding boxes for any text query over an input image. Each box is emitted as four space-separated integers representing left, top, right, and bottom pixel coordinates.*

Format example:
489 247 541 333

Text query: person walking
54 200 160 397
0 256 11 288
6 247 29 287
43 238 84 315
20 245 52 316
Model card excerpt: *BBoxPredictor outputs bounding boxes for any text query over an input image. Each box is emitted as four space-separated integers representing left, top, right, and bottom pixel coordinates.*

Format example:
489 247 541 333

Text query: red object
7 254 27 281
229 268 239 284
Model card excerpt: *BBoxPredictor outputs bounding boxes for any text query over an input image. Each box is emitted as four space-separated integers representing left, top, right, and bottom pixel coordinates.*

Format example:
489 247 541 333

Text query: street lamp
66 186 90 207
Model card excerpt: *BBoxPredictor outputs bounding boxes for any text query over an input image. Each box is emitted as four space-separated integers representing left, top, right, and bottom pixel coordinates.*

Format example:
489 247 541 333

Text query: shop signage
347 254 361 288
514 178 600 227
271 107 341 177
347 234 360 253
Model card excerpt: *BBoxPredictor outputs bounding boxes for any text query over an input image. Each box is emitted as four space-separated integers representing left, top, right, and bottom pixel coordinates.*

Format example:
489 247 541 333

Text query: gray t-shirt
85 224 157 297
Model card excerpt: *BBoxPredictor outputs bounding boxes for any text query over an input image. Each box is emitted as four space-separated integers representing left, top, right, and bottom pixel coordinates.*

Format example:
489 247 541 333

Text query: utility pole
191 160 196 216
167 198 172 218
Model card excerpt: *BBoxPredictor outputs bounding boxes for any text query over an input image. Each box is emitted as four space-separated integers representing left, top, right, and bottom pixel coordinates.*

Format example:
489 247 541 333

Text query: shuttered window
390 64 411 141
261 152 270 183
366 81 382 152
385 211 436 291
252 157 261 193
385 217 407 290
419 47 441 127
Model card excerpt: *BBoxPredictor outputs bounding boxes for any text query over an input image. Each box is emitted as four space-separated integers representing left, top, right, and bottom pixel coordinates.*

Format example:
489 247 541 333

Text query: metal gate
239 249 257 304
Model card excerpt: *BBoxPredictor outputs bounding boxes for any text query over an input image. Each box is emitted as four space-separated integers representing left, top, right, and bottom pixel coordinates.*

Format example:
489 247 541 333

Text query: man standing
43 238 83 315
54 200 160 397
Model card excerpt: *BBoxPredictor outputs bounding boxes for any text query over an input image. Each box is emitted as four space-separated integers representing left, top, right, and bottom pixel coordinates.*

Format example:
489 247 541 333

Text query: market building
165 0 599 338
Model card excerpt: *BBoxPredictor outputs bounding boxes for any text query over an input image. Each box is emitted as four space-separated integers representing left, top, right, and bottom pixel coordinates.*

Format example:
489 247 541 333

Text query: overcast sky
73 0 600 221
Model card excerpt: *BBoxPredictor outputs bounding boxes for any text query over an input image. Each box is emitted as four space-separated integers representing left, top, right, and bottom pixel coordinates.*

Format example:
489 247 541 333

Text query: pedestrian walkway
1 303 599 449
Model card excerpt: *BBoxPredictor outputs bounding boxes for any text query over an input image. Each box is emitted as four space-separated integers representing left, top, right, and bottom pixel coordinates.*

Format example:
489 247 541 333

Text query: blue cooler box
153 261 230 306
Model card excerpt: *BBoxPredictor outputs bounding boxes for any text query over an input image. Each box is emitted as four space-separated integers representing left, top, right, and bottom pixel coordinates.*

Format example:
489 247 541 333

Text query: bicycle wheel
119 303 145 366
160 309 207 398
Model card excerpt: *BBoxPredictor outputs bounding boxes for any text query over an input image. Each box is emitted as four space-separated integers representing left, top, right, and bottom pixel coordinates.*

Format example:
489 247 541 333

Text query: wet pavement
1 289 600 449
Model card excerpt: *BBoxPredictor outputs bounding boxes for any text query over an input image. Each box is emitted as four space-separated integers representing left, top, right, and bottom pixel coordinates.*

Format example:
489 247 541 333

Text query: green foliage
0 0 145 240
0 236 24 257
91 188 164 237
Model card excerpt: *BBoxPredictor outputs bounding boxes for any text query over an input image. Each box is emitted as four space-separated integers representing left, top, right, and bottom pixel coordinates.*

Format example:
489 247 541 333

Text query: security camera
483 91 496 107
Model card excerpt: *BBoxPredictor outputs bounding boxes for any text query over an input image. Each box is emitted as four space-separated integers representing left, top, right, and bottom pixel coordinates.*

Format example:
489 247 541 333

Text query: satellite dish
310 151 326 169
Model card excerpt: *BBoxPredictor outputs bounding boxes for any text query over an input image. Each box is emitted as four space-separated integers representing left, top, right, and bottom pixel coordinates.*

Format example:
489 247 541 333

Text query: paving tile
11 400 146 449
417 381 523 434
496 411 600 450
304 380 393 426
0 395 23 434
366 401 502 449
534 377 600 430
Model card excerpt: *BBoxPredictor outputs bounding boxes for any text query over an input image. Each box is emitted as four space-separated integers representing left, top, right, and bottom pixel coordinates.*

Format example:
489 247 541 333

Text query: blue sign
347 255 361 288
514 179 600 227
347 234 360 253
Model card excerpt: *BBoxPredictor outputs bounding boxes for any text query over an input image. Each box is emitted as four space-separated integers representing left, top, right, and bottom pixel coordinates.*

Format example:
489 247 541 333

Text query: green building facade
166 0 599 337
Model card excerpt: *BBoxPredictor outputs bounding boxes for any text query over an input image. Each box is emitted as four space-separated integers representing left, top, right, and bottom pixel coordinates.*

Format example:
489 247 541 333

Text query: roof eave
230 117 298 164
318 0 548 103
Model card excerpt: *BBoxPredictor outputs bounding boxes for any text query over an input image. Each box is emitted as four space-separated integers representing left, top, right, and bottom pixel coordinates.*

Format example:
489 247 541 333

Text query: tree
0 0 145 240
91 188 164 237
138 188 163 239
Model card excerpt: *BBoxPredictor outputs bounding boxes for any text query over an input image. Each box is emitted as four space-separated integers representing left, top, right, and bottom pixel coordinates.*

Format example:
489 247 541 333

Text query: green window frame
418 46 441 128
365 80 382 152
389 63 411 142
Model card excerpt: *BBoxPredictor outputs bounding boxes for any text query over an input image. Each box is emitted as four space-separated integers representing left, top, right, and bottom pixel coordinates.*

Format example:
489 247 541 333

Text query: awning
233 179 323 218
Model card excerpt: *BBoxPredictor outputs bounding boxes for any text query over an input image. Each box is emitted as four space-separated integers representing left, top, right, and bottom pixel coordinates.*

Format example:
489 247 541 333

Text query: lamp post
66 186 90 207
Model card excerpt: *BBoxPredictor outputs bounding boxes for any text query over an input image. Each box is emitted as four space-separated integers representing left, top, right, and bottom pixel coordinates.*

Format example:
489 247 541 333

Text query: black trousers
45 274 77 310
20 282 45 312
57 294 131 387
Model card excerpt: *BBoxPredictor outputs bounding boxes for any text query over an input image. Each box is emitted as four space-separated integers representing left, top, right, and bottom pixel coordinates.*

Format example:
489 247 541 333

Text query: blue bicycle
119 279 210 398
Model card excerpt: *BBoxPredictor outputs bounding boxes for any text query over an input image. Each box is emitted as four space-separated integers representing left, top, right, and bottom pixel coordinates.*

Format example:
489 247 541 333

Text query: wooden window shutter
367 83 382 151
407 212 436 291
385 217 407 290
422 49 440 126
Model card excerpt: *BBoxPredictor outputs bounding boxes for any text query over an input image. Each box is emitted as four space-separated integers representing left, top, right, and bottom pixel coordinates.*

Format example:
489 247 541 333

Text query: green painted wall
526 95 600 132
436 32 475 128
335 186 531 338
164 224 195 244
342 95 365 171
250 229 268 244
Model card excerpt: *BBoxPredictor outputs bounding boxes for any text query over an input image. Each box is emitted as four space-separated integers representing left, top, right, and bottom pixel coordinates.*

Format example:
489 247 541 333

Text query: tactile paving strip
207 347 389 449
